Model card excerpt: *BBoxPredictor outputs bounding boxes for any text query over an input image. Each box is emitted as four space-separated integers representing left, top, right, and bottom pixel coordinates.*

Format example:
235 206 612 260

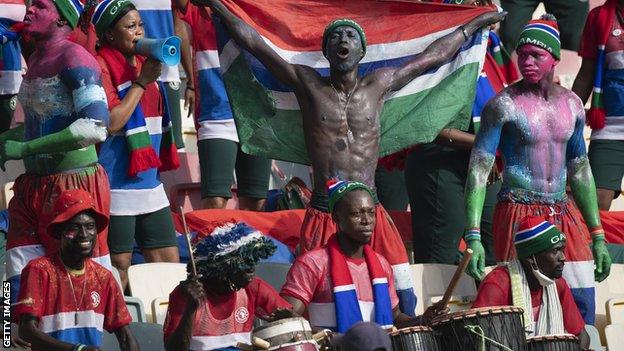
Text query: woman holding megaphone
93 0 181 290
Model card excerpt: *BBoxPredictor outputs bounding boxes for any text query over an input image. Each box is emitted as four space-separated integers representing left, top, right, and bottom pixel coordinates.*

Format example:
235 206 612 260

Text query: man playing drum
281 180 447 333
163 222 294 351
472 215 590 349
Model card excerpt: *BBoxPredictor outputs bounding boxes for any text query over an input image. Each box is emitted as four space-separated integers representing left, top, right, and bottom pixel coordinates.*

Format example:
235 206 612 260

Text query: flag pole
180 206 197 277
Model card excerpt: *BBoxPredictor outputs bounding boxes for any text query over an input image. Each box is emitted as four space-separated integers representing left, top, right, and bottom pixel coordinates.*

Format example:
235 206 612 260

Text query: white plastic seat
607 297 624 325
605 324 624 351
584 324 603 351
151 297 170 325
411 263 477 315
124 296 147 323
127 262 187 322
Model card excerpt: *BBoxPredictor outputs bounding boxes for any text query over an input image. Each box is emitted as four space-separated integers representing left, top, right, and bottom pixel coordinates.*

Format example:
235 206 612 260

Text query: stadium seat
125 296 147 323
127 262 187 322
254 262 292 292
110 265 123 291
605 324 624 351
0 181 14 210
152 296 170 325
584 324 604 351
411 263 477 315
607 297 624 325
595 263 624 342
103 322 166 351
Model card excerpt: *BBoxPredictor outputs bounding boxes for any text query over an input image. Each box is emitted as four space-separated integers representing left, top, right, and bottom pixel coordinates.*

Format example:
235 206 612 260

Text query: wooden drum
389 326 440 351
252 317 319 351
527 334 581 351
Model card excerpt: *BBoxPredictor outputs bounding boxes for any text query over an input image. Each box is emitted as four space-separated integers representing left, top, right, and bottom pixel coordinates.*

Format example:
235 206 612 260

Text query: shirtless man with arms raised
193 0 503 313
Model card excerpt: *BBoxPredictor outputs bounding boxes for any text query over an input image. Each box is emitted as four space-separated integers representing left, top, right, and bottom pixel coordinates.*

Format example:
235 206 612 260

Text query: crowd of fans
0 0 620 350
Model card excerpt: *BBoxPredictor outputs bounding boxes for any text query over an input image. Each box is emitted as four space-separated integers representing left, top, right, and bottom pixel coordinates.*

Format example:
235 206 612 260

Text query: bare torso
492 83 584 198
294 66 386 191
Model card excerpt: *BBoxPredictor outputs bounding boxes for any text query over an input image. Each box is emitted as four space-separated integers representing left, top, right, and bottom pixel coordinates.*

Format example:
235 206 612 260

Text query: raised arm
464 98 504 280
191 0 299 87
566 110 611 282
380 10 505 93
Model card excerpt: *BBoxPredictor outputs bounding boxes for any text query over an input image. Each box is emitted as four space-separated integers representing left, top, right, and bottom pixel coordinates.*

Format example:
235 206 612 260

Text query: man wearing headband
1 0 112 310
472 215 589 348
281 180 447 333
464 14 611 324
192 0 504 316
164 222 293 351
14 190 138 351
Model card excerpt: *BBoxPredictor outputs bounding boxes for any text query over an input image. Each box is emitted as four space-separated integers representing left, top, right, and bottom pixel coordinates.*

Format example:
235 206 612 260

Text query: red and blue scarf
97 45 179 177
587 0 617 130
327 235 393 333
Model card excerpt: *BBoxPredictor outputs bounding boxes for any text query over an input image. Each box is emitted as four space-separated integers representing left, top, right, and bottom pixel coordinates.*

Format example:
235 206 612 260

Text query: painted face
105 9 144 55
22 0 62 39
516 44 558 84
60 212 98 258
533 241 566 279
332 190 376 244
325 25 364 72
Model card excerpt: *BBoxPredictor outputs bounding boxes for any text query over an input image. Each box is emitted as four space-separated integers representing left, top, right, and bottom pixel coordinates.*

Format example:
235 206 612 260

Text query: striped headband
92 0 134 37
514 216 565 259
53 0 84 29
516 14 561 60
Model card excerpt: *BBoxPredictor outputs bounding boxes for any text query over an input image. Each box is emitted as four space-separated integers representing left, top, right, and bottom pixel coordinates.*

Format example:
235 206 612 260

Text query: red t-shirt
14 255 131 349
96 54 163 117
472 266 585 336
579 5 624 60
163 277 291 349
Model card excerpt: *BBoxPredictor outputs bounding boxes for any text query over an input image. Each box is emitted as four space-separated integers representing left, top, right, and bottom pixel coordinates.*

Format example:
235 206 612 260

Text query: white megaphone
134 36 181 66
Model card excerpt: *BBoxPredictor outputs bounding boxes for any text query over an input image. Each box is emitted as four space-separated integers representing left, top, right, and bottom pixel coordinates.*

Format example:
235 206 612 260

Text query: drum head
253 317 313 347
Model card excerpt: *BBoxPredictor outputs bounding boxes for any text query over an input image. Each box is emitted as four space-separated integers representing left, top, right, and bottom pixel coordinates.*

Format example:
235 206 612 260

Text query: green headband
327 180 375 213
322 18 367 56
515 223 566 259
53 0 84 29
92 0 135 38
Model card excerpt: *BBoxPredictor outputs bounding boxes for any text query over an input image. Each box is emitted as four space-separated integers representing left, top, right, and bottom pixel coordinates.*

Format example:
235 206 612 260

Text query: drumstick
180 206 197 277
236 336 270 350
252 336 271 349
439 248 473 310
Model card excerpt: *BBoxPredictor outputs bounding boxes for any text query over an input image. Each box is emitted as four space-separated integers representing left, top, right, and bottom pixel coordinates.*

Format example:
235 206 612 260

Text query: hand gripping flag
214 0 491 165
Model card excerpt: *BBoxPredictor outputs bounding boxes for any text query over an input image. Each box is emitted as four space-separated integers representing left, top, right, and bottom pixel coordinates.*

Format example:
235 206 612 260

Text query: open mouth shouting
337 47 350 59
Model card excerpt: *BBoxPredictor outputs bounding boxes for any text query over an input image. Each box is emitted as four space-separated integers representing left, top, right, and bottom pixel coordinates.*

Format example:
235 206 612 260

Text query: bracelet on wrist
132 80 147 90
589 226 606 241
74 344 87 351
464 228 481 242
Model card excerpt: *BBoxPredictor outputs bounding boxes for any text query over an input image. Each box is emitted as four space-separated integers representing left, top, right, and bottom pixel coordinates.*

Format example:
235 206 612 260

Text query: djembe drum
431 306 527 351
252 317 319 350
389 326 440 351
526 334 581 351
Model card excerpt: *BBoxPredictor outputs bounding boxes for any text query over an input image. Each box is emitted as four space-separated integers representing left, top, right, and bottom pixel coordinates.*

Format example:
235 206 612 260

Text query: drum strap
507 260 565 336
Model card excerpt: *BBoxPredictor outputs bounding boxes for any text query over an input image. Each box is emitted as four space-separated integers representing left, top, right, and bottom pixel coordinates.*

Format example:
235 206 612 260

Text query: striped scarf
587 0 618 130
327 235 393 333
508 259 564 337
97 45 179 177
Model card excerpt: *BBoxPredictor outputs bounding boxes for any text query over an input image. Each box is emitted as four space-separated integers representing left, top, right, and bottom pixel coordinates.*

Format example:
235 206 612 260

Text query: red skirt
492 200 592 262
300 204 409 267
7 164 111 259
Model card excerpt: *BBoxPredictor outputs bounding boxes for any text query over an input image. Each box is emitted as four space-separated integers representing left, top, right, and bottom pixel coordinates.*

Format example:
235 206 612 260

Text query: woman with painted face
472 215 589 349
92 0 180 292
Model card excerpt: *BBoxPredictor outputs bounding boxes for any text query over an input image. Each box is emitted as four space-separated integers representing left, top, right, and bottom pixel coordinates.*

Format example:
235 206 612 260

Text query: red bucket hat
47 189 108 239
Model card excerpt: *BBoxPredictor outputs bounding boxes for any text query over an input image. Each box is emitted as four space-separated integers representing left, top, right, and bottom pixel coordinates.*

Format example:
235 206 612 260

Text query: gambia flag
215 0 491 165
